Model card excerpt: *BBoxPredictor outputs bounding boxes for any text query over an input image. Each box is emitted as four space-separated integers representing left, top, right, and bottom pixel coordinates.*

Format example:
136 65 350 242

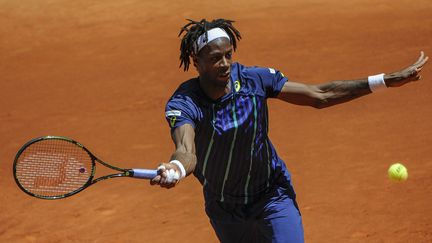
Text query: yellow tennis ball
388 163 408 181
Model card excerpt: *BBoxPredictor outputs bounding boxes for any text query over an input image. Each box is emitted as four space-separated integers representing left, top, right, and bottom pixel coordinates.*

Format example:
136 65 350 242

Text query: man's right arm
150 124 197 188
169 123 197 175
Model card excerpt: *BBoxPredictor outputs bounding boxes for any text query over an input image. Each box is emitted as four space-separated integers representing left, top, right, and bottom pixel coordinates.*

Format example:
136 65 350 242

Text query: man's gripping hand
150 162 182 189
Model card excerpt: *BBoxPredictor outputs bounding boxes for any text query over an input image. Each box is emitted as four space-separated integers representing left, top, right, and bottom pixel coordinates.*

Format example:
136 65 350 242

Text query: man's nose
220 56 229 67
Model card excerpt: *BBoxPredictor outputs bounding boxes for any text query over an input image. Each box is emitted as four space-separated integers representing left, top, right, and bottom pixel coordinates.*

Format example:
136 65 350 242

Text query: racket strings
15 139 93 197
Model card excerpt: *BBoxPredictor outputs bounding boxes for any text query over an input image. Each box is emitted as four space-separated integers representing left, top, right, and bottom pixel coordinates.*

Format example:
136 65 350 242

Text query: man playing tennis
150 18 428 242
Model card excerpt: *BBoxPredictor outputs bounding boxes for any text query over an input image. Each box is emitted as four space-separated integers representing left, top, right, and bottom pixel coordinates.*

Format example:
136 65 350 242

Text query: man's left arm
277 51 428 108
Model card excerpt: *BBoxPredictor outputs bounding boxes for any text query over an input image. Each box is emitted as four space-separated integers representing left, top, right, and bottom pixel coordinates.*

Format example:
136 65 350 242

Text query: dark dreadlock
178 18 242 71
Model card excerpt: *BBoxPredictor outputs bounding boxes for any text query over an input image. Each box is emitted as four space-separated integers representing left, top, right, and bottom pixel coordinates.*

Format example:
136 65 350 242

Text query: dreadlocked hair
178 18 242 71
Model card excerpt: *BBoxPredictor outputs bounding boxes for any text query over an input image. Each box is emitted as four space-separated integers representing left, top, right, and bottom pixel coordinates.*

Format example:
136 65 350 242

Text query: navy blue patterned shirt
165 62 292 204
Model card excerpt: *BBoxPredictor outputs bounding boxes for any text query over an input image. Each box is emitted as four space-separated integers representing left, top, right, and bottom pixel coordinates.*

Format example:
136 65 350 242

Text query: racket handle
131 169 158 179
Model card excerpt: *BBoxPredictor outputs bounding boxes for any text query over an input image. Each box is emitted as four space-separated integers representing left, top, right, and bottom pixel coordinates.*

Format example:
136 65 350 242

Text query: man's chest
196 94 267 136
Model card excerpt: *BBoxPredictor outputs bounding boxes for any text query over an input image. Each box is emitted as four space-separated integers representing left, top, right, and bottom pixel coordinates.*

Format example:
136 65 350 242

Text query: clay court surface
1 0 431 242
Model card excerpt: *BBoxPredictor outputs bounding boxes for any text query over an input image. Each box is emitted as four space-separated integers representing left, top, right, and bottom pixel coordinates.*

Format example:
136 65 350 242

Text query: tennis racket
13 136 158 200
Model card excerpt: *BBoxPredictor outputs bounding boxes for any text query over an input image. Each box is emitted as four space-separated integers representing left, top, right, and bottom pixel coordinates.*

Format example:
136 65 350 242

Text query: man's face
194 37 233 88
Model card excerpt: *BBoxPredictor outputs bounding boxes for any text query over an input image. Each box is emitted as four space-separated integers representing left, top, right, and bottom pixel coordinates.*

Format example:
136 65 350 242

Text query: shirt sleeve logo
166 110 181 127
169 116 177 127
269 68 285 77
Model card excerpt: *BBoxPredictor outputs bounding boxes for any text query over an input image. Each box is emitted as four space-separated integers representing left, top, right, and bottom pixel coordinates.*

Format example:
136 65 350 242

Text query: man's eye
226 53 232 59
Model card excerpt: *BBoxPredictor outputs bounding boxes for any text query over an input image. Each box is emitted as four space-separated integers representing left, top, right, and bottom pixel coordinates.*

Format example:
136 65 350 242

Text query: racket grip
131 169 158 179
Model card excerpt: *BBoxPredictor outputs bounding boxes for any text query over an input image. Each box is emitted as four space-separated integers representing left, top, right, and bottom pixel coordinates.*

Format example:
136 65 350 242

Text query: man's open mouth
219 70 230 78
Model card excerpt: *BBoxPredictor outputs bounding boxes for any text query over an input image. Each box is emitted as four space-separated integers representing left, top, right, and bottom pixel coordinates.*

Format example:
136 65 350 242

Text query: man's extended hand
385 51 429 87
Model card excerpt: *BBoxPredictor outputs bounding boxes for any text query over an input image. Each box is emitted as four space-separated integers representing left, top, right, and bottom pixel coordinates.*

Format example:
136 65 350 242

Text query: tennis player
150 19 428 242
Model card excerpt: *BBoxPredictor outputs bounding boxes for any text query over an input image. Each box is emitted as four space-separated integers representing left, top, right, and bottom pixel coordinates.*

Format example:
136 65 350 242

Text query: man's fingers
149 163 180 188
409 57 427 77
412 75 421 82
416 53 428 67
150 175 162 185
151 174 177 188
159 171 170 184
419 55 429 66
415 51 424 65
151 164 179 188
415 56 428 72
413 51 428 67
408 73 421 81
160 180 178 189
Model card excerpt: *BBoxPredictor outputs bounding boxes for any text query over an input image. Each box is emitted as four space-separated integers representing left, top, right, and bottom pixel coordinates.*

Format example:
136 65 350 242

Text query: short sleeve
165 94 199 130
255 67 288 98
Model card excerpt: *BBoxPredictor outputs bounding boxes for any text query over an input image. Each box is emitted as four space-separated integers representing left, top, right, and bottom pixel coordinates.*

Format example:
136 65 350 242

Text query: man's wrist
170 160 186 179
368 73 387 92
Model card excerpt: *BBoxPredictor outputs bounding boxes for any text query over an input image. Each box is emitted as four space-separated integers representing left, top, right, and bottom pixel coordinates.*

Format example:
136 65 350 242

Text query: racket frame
13 136 145 200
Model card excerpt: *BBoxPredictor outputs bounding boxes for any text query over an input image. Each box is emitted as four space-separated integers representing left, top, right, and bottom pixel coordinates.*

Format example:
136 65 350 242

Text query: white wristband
170 160 186 179
368 73 386 92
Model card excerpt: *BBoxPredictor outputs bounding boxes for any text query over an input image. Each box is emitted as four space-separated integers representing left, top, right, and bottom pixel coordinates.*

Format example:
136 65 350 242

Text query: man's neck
199 78 231 101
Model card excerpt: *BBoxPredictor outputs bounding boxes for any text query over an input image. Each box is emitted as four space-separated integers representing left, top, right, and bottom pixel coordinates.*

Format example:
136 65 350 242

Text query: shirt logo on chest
234 80 241 92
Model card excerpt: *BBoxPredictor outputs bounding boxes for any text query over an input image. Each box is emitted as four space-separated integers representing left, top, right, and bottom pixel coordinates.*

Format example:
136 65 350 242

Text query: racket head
13 136 96 199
